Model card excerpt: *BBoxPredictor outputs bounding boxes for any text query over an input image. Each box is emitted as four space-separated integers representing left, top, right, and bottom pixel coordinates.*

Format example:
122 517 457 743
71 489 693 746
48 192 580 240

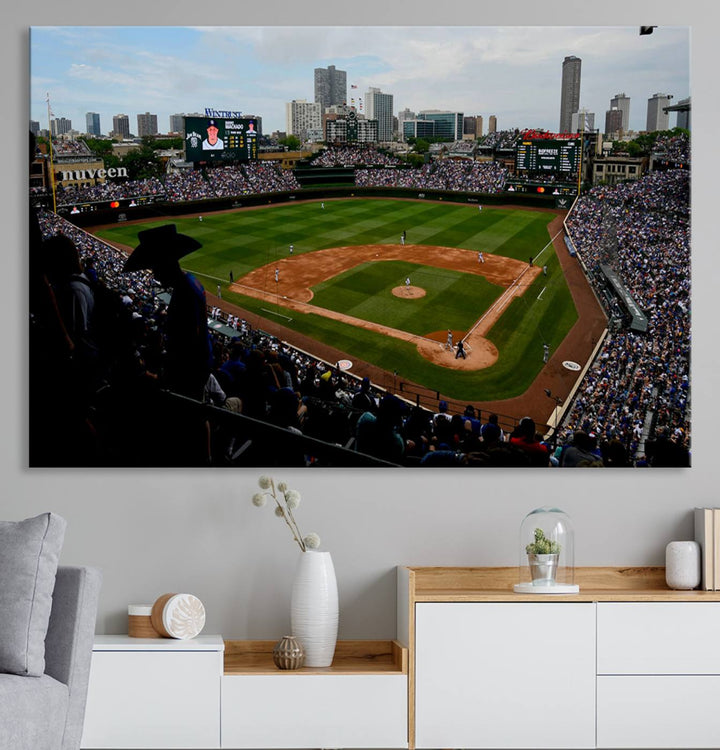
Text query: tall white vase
290 550 338 667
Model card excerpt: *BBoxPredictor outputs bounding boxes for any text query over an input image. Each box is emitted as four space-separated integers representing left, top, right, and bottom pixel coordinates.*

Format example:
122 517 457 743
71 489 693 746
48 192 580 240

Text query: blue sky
30 25 690 136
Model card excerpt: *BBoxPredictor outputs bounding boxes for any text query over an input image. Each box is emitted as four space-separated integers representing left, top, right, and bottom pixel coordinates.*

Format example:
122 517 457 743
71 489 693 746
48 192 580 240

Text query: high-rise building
571 111 595 132
488 115 497 134
50 117 72 137
169 114 186 134
646 93 672 132
463 115 484 138
85 112 101 136
286 99 322 141
605 108 624 136
112 114 130 139
417 111 464 141
137 112 158 138
610 93 630 131
559 56 582 133
314 65 347 109
30 120 40 137
398 108 415 137
365 88 394 142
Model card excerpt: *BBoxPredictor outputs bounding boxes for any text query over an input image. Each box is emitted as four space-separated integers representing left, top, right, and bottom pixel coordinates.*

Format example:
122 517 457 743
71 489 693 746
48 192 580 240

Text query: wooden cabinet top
401 566 720 602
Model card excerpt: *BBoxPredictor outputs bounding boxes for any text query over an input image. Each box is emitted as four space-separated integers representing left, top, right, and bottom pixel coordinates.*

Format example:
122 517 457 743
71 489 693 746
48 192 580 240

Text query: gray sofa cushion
0 673 68 750
0 513 66 676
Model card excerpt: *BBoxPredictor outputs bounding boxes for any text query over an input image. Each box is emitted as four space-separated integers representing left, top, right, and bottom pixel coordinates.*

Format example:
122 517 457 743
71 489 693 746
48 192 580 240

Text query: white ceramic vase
665 540 701 590
290 550 338 667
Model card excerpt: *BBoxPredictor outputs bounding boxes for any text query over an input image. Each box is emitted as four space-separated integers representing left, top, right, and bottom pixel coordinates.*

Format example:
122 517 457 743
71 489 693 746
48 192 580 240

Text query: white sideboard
80 635 224 749
399 566 720 750
81 637 407 749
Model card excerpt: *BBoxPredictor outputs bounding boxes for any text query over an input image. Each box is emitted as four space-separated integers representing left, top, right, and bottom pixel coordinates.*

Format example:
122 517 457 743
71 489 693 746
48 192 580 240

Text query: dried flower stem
270 479 306 552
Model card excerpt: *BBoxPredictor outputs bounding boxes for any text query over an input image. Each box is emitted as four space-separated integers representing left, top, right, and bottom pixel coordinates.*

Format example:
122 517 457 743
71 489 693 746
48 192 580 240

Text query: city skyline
30 26 689 137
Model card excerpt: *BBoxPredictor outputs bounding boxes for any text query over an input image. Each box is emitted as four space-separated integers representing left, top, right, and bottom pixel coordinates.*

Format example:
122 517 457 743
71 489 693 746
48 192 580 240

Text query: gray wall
7 2 717 641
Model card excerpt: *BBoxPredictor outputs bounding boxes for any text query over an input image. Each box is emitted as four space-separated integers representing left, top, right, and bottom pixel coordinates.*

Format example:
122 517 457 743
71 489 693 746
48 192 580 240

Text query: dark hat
207 119 219 129
123 224 202 272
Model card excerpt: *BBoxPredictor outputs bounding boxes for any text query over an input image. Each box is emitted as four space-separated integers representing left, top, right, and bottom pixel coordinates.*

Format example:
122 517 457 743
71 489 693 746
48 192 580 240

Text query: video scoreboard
184 116 259 163
515 139 580 173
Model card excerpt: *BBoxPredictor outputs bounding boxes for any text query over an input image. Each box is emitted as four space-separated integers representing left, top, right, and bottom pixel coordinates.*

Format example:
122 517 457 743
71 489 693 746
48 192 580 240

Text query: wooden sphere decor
150 593 206 639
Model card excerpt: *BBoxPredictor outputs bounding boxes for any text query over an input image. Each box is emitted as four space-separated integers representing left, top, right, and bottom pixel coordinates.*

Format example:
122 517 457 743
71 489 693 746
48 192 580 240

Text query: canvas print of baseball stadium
28 26 691 468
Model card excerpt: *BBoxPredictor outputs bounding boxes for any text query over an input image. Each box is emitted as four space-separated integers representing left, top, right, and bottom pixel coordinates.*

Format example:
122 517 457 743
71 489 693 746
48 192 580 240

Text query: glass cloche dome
514 506 579 593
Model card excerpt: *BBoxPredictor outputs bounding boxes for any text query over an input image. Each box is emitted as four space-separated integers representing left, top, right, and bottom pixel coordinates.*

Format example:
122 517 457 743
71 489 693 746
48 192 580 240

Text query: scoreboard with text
515 139 580 174
184 116 259 163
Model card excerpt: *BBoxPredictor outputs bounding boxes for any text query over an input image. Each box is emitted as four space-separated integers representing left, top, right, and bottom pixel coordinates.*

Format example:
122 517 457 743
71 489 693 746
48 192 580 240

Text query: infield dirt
231 243 540 371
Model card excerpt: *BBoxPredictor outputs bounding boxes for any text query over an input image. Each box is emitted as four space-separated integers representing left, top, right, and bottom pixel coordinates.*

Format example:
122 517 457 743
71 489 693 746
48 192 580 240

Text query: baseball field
95 198 580 402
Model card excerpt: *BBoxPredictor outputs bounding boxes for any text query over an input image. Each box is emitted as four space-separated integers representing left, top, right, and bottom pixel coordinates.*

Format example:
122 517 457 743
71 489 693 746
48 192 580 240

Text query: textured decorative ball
272 635 305 670
150 593 206 639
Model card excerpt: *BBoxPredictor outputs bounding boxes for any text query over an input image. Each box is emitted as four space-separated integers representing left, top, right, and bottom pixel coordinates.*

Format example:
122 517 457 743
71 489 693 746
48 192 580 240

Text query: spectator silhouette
124 224 210 401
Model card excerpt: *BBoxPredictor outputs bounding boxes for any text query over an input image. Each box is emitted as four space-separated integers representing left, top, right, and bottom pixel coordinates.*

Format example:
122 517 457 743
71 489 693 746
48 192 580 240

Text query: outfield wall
60 186 560 228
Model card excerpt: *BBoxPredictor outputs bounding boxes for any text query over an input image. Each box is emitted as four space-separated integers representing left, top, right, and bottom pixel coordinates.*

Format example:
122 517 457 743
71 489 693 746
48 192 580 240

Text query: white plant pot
290 550 338 667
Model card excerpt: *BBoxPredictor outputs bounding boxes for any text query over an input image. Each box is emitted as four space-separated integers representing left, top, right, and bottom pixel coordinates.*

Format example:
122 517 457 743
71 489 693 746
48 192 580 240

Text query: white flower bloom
303 532 321 549
274 506 285 518
285 489 301 505
258 475 273 490
277 481 288 492
251 493 266 507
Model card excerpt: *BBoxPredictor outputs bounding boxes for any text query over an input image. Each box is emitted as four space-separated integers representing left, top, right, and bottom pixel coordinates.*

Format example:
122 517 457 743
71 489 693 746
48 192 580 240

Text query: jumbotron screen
515 139 580 173
184 116 259 163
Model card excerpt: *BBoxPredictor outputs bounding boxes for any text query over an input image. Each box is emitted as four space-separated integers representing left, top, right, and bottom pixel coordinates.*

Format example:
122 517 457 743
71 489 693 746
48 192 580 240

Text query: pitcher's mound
392 285 426 299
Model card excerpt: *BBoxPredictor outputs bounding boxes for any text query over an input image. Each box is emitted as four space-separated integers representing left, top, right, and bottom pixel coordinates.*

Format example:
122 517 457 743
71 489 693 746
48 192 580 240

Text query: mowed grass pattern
312 260 502 336
95 199 576 400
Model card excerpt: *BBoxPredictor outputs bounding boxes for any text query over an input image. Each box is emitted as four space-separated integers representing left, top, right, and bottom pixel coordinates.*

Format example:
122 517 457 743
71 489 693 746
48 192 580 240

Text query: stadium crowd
562 168 690 466
355 159 508 193
310 146 401 167
54 163 301 206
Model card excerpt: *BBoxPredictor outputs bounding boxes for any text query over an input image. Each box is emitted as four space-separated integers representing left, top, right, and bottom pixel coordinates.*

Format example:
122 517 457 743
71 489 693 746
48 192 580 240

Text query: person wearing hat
202 119 224 151
123 224 211 401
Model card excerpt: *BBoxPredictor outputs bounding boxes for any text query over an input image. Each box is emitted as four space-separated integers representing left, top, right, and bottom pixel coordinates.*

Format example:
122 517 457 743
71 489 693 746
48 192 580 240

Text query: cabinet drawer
221 673 407 748
415 602 596 749
597 675 720 748
597 603 720 674
81 650 222 749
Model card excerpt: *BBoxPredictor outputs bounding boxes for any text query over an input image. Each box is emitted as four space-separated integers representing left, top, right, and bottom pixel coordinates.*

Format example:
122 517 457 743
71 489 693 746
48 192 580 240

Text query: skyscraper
286 99 322 141
50 118 72 137
112 114 130 139
571 111 595 133
86 112 101 136
610 93 630 131
314 65 347 109
488 115 497 134
646 93 672 132
605 108 624 136
365 88 394 142
559 56 582 133
169 114 186 134
137 112 158 138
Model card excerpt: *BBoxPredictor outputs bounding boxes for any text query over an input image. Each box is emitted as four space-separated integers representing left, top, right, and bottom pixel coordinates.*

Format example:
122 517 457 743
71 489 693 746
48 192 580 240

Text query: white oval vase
290 550 338 667
665 540 701 590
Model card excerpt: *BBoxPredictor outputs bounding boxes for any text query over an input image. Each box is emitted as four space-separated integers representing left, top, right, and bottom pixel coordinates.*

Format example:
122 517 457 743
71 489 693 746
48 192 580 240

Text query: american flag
351 84 357 89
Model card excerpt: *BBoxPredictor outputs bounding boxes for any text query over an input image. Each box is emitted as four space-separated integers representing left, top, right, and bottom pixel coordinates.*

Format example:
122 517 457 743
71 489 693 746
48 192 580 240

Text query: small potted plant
525 527 561 584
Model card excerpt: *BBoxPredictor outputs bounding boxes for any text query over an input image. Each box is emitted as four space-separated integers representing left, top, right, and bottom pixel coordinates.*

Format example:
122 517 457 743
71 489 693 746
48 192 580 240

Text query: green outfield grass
95 199 577 400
